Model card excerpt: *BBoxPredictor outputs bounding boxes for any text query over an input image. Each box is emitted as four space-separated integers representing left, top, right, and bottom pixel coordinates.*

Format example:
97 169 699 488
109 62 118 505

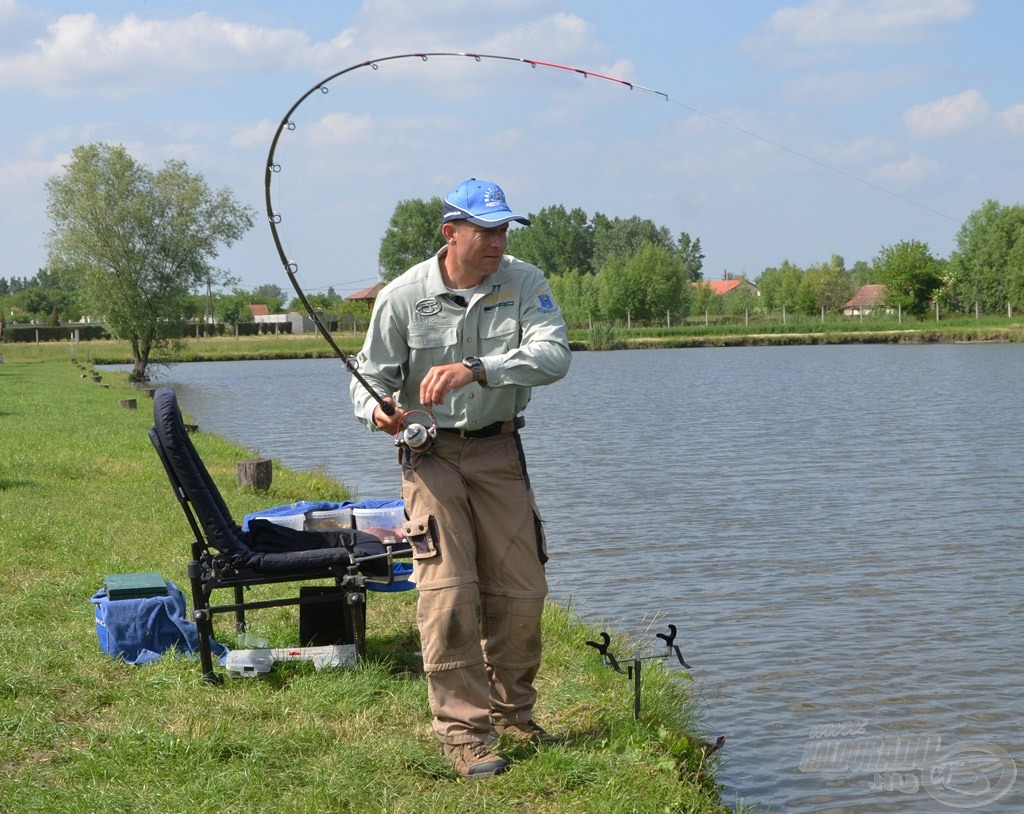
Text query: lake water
129 344 1023 812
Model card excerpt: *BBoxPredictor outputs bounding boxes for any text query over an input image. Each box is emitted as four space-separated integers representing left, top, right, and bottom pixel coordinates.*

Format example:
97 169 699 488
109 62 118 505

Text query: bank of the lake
0 358 731 814
3 314 1023 367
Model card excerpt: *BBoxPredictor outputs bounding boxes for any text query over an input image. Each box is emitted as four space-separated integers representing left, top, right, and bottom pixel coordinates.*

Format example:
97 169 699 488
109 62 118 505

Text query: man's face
448 221 509 278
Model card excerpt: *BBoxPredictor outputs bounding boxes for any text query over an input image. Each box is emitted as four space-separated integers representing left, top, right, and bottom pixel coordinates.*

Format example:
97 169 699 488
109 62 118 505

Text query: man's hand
420 362 474 407
372 398 405 435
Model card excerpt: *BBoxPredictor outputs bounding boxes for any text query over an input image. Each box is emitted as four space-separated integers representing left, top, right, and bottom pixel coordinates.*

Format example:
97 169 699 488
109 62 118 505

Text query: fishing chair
149 386 410 683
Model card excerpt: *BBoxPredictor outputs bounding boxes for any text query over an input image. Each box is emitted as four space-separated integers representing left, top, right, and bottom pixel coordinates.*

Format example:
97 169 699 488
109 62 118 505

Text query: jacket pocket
479 318 517 355
408 326 459 368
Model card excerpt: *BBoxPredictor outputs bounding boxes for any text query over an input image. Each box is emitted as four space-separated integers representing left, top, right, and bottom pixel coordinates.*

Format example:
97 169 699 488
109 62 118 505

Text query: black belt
437 416 525 439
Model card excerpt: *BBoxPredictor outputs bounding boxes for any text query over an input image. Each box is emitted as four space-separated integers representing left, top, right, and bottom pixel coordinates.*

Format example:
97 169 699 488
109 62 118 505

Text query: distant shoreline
4 321 1022 367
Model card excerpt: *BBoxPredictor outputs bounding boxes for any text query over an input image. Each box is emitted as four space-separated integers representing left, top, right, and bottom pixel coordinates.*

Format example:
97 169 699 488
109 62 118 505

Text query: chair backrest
150 387 251 558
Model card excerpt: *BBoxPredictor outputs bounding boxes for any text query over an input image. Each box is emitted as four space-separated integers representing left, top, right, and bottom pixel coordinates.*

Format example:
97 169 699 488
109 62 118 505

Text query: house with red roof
843 284 890 317
346 282 383 308
692 278 759 297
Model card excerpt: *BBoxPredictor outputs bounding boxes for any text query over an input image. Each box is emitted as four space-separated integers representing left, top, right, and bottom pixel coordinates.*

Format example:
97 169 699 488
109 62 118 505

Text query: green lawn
0 357 732 814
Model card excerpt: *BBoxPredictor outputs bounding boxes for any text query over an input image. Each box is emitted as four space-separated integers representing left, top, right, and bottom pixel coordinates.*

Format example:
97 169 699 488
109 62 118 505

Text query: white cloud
230 119 279 151
903 89 990 136
868 151 942 185
307 112 376 148
744 0 976 63
0 12 312 96
782 65 933 105
999 104 1024 134
0 3 609 102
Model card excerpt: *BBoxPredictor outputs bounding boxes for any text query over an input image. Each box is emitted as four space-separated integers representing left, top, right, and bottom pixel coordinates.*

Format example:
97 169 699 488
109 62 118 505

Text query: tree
690 279 717 318
46 143 254 379
598 256 642 323
249 283 288 313
796 255 852 316
378 197 444 282
721 278 760 318
598 242 687 324
677 232 705 282
873 240 942 317
214 291 255 327
947 200 1024 313
505 204 593 276
757 261 804 315
591 214 674 274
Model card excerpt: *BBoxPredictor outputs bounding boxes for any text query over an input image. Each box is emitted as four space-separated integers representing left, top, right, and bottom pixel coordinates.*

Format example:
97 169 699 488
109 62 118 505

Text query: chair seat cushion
245 519 392 576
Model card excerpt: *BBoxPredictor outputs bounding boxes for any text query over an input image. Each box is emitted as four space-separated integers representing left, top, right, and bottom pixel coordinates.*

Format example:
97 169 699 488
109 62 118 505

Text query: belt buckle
458 427 470 439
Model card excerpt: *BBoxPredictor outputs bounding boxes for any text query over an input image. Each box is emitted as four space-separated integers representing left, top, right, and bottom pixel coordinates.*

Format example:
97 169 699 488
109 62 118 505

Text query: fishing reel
395 409 438 454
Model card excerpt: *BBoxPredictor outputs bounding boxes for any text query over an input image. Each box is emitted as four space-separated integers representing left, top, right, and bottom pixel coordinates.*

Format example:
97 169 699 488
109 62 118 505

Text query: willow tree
45 142 255 380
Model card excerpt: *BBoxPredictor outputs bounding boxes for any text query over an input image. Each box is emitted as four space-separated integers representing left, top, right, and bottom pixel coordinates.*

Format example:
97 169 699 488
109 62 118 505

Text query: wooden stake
237 458 273 491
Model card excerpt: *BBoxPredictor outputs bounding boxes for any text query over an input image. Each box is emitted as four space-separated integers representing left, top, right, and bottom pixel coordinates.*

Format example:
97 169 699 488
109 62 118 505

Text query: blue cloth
241 500 354 532
91 581 228 665
350 498 404 510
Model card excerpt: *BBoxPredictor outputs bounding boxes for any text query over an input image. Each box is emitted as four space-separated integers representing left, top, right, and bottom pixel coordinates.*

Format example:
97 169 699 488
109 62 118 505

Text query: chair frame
149 387 401 683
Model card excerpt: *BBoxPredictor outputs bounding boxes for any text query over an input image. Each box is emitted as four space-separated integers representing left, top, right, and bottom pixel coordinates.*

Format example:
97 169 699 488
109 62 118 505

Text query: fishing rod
263 52 669 416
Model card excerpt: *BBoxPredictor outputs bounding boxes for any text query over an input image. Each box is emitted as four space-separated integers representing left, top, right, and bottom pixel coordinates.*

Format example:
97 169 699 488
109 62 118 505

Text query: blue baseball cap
442 178 531 228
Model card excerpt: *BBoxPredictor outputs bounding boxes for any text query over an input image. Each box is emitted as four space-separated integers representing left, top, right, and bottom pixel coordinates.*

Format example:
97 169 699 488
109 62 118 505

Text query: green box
104 571 168 600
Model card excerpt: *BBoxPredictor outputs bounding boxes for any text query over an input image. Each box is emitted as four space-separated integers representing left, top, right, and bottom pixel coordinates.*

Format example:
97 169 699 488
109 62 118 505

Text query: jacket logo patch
414 297 442 316
537 293 556 311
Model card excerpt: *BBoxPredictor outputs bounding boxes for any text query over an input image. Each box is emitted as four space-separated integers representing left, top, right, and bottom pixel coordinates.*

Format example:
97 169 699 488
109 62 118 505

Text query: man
350 178 571 778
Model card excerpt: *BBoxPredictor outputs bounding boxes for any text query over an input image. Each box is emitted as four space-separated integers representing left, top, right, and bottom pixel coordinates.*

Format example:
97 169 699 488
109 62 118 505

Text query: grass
0 358 731 814
568 314 1024 349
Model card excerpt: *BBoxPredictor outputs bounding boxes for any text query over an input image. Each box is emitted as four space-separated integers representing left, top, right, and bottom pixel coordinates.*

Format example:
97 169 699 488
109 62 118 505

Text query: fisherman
350 178 571 778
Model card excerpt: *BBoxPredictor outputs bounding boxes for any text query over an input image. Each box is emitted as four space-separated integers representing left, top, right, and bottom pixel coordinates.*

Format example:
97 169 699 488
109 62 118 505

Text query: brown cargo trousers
400 425 548 745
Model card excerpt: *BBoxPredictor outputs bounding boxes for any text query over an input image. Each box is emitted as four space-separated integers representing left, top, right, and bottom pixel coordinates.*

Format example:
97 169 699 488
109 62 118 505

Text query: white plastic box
352 505 405 543
305 507 353 531
251 512 305 531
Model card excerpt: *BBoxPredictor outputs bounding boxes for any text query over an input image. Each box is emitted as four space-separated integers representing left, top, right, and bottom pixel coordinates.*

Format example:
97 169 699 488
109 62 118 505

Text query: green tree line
378 196 1024 326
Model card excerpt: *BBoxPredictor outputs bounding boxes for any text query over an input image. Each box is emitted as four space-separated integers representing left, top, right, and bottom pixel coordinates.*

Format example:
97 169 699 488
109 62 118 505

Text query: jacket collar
427 246 511 298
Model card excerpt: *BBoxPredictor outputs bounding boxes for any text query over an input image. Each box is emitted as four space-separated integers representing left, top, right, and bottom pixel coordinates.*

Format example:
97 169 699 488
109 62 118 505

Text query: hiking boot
443 740 509 778
493 718 563 744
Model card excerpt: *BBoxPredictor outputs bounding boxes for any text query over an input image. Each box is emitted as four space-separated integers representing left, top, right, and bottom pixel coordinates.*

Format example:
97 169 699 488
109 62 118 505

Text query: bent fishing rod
263 51 668 416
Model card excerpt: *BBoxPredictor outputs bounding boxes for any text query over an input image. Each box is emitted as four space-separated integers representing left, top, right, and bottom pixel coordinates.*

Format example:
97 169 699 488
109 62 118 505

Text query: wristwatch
461 356 483 383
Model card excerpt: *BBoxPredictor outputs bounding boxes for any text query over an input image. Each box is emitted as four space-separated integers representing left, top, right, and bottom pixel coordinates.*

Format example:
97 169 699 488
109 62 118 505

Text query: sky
2 0 1022 298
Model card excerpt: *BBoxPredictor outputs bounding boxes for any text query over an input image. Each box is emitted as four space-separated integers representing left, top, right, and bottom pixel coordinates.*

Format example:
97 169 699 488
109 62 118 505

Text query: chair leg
233 585 246 634
192 602 221 684
188 557 221 683
348 590 367 659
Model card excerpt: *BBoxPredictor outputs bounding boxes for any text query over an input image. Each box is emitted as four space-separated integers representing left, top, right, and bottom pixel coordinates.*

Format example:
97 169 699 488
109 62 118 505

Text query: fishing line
264 50 960 394
662 97 963 226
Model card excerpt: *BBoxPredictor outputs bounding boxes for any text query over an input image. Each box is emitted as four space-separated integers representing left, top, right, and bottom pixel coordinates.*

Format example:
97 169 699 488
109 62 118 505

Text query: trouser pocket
404 513 438 559
417 585 483 671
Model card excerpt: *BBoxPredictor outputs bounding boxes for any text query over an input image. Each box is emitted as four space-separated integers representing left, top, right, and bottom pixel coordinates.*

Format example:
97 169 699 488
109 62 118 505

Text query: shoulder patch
537 292 556 312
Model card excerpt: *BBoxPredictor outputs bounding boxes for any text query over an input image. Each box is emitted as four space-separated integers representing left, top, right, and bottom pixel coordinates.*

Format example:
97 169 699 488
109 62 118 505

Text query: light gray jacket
350 248 571 432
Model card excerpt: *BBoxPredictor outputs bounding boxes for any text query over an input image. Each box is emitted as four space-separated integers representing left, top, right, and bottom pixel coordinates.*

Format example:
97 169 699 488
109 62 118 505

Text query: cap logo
482 185 506 209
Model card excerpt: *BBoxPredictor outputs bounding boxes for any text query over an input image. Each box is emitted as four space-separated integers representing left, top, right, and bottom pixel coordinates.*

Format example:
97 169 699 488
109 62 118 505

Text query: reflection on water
133 345 1023 812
